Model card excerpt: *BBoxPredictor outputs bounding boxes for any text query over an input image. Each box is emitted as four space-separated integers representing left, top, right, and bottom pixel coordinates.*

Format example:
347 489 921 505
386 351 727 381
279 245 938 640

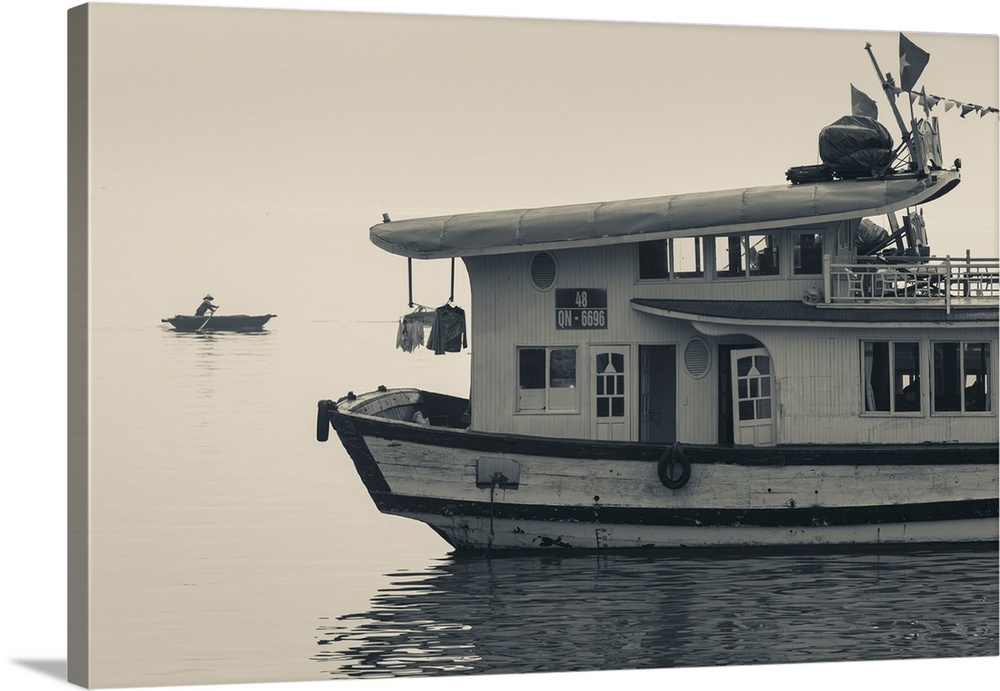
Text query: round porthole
683 337 711 379
529 251 558 292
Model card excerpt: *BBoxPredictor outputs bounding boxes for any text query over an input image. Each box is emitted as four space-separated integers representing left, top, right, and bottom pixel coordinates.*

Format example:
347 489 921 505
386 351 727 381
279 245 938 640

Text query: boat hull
161 314 276 331
391 510 998 551
322 389 999 551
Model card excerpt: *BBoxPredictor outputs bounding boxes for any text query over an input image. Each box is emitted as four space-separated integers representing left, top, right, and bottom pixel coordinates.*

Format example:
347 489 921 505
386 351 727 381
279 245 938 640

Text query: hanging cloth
396 307 435 353
427 303 467 355
395 318 413 352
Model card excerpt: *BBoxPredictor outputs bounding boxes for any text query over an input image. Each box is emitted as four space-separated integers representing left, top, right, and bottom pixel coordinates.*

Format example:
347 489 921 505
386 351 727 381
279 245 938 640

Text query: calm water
314 549 998 679
87 318 998 688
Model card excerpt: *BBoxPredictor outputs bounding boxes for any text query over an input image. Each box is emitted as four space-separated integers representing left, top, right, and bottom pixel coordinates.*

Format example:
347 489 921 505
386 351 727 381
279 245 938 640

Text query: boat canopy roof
631 298 998 327
370 170 960 259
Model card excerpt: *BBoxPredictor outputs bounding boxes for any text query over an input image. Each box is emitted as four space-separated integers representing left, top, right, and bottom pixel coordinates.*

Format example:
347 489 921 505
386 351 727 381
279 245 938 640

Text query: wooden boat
317 51 998 552
161 313 276 331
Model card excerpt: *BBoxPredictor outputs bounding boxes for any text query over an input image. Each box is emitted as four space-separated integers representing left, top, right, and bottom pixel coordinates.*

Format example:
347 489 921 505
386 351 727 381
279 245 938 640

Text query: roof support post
823 255 832 304
408 257 414 308
945 255 952 314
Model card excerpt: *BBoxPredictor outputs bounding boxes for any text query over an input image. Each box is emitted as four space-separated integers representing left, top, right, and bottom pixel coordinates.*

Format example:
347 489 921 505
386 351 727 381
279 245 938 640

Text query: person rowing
195 294 218 317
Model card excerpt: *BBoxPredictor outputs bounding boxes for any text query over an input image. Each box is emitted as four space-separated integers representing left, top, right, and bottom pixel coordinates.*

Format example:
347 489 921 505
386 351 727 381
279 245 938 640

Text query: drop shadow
11 658 67 681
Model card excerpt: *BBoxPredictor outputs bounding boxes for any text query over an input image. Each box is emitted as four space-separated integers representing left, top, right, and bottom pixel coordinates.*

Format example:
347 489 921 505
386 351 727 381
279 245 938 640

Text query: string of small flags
896 33 997 119
897 86 998 119
853 33 998 120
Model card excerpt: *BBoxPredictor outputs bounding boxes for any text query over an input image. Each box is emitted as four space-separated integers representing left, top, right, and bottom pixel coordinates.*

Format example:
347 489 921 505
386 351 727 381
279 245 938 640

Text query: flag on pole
899 33 930 91
851 84 878 118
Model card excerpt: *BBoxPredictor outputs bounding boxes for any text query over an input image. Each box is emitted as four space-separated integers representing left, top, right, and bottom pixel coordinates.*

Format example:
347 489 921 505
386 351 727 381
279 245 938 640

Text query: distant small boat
161 313 276 332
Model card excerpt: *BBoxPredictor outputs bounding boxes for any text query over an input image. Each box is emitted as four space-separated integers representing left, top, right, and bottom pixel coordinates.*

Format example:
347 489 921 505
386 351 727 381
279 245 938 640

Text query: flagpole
864 42 916 164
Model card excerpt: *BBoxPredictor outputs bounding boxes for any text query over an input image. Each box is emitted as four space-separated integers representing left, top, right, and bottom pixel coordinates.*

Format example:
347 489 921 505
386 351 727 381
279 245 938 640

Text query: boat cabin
374 162 998 450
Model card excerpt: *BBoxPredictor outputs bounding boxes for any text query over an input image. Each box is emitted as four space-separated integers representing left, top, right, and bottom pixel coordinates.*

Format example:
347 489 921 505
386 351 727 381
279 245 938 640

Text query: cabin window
862 341 922 414
793 232 824 275
517 347 578 412
932 342 991 414
714 233 779 278
638 238 704 280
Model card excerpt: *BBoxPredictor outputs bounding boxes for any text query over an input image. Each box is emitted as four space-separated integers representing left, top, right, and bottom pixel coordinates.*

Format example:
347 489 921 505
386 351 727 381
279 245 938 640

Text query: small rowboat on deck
160 313 276 332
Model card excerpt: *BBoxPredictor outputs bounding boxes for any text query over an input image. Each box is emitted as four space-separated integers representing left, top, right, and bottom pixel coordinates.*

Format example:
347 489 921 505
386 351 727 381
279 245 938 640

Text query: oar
197 307 217 332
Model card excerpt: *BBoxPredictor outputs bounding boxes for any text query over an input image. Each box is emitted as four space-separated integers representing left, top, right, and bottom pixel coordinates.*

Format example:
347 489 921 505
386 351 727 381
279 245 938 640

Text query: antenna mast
864 42 916 165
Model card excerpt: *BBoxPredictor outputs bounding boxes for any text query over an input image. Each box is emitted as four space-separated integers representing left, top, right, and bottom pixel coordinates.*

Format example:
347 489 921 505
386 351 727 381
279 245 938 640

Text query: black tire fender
316 399 332 442
657 442 691 490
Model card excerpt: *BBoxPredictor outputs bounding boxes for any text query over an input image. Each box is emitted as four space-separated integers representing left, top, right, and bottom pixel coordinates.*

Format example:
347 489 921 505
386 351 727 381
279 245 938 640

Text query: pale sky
82 2 998 327
2 4 999 691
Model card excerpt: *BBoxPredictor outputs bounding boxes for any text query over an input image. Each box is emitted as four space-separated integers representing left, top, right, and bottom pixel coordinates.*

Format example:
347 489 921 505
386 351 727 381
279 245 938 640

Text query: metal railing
823 254 1000 313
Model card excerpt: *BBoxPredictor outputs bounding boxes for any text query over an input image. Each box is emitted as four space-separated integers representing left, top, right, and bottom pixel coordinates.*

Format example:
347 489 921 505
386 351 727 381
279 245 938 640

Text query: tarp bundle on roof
819 116 895 177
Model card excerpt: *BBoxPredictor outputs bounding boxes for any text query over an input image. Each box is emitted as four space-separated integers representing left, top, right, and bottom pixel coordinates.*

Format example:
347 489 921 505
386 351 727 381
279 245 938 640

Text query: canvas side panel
67 3 90 687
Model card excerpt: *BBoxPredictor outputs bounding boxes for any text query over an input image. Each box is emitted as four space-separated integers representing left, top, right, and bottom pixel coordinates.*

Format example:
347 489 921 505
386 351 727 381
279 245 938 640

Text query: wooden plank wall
464 233 998 445
761 326 999 445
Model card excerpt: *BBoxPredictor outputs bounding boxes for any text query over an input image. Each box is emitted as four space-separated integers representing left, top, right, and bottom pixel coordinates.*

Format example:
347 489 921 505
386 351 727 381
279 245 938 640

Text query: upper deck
372 165 998 318
823 254 999 313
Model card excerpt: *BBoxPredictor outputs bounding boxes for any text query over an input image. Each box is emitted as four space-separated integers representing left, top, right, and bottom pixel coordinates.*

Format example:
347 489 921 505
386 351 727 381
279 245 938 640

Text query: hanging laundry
395 318 416 353
427 303 467 355
396 308 435 353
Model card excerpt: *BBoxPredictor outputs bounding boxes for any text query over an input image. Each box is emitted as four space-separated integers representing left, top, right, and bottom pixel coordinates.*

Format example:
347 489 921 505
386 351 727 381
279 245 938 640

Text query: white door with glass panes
593 346 631 441
730 348 775 446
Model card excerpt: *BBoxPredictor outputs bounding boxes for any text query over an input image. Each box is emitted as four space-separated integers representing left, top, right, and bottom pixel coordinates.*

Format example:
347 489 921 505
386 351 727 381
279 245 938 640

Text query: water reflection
161 327 276 356
314 547 998 679
163 327 275 345
158 326 281 414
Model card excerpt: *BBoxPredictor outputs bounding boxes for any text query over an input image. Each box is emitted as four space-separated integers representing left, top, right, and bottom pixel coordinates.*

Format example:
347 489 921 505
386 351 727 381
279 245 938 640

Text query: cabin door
639 345 676 443
592 346 631 441
730 348 775 446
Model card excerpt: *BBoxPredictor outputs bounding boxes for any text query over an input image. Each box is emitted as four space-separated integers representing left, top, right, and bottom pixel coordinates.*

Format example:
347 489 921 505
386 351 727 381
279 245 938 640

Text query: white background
2 2 997 691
